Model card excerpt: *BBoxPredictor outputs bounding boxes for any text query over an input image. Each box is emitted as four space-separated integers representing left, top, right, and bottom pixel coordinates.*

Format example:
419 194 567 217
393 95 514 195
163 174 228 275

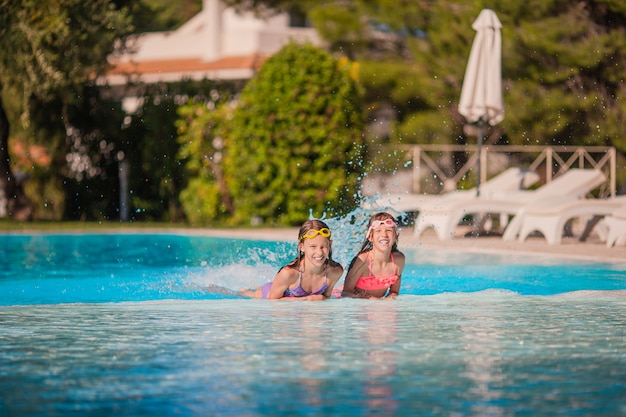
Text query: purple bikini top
284 265 328 297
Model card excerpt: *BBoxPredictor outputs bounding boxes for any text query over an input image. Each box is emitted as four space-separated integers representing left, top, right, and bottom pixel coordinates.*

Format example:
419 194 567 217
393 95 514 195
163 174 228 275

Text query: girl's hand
278 293 325 301
306 294 325 301
355 289 370 298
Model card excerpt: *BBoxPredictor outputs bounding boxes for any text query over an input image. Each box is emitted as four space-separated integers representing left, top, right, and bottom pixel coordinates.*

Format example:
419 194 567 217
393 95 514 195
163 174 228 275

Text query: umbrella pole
469 118 484 237
476 118 483 198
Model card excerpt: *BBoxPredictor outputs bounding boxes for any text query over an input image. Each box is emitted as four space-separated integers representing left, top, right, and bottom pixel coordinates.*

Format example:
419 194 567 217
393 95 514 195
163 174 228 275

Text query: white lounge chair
516 195 626 245
365 167 539 215
413 168 607 241
605 204 626 247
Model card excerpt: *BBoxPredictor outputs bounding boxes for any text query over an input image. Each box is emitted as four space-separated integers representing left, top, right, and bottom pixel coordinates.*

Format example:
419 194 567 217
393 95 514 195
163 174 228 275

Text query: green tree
26 86 128 220
222 43 366 226
0 0 134 219
120 89 188 221
226 0 626 189
177 99 235 224
133 0 202 32
500 0 626 150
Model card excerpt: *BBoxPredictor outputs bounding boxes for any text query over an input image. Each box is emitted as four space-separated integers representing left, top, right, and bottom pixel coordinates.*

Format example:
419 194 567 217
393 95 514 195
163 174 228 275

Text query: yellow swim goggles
300 228 331 240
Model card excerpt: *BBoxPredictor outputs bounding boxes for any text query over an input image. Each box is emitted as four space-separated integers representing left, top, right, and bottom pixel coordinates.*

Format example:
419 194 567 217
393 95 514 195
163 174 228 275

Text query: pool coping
189 227 626 265
3 226 625 265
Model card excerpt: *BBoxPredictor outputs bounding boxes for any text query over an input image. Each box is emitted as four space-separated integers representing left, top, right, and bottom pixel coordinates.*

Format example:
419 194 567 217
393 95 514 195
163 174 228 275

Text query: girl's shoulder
393 249 405 258
392 250 406 266
277 265 300 280
328 265 343 281
357 250 372 260
352 250 372 266
330 262 344 273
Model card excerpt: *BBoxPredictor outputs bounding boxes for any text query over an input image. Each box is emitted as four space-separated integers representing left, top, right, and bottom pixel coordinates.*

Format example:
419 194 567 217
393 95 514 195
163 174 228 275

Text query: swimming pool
1 232 625 416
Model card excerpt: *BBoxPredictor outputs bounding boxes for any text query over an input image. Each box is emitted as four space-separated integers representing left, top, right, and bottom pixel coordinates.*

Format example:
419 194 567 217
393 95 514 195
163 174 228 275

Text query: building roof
105 54 267 85
101 0 319 87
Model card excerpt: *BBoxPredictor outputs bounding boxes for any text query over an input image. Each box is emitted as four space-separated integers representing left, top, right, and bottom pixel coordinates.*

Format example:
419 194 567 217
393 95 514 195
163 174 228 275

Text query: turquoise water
1 233 626 416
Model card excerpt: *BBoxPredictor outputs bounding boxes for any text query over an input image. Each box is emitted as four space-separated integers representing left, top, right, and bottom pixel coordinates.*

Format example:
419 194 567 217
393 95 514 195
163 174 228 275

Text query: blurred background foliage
1 0 625 225
176 44 364 226
221 44 365 226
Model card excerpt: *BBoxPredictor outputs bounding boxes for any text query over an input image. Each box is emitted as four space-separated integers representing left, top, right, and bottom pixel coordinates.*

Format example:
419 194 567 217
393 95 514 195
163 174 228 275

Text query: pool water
1 233 626 416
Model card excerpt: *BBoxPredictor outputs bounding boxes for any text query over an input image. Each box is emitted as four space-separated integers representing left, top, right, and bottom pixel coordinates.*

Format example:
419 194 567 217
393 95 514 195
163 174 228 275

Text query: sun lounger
501 169 608 241
516 195 626 245
605 204 626 247
365 167 539 215
413 168 607 241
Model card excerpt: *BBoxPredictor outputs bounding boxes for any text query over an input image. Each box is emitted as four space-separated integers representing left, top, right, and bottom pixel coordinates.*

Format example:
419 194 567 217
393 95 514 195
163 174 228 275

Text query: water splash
189 200 409 295
1 229 624 305
188 262 277 293
309 195 411 268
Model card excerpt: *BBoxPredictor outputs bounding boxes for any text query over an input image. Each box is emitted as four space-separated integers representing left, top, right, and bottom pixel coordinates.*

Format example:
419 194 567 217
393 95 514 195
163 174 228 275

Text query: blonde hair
279 219 340 272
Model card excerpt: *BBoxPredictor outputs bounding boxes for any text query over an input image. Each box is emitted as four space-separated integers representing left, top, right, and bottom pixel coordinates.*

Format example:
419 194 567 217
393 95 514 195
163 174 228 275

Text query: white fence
369 144 617 198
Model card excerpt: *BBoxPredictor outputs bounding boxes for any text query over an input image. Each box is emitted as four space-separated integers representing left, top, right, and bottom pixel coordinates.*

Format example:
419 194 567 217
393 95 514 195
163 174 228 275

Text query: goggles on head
368 218 397 233
300 227 331 240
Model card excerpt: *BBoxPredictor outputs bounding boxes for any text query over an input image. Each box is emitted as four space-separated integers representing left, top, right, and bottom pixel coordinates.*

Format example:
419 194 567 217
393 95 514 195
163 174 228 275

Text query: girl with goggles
342 212 405 299
241 220 343 300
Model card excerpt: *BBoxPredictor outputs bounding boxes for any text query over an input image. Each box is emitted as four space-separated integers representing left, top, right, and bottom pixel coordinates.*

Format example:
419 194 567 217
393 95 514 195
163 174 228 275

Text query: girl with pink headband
341 212 405 299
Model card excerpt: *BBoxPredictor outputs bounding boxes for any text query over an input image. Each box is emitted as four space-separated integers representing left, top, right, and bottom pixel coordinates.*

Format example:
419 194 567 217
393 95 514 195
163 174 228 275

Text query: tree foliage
227 0 626 182
500 0 626 150
0 0 203 221
131 0 202 32
222 43 366 226
0 0 135 219
25 86 128 220
0 0 133 106
176 89 238 224
5 0 626 222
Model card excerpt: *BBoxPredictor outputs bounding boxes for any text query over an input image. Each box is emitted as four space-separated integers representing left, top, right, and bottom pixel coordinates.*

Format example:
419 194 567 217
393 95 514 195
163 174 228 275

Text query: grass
0 220 293 235
0 220 298 242
0 220 194 232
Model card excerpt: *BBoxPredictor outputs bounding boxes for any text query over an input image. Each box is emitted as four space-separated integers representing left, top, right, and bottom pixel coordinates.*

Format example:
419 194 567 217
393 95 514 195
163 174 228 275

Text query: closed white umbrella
458 9 504 197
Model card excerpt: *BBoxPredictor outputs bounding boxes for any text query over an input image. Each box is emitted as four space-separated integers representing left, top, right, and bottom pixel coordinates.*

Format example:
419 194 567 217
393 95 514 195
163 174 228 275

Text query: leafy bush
223 43 366 226
177 100 235 224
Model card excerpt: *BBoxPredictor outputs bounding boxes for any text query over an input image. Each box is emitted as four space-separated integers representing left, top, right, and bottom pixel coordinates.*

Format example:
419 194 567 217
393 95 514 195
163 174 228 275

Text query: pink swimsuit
355 253 399 291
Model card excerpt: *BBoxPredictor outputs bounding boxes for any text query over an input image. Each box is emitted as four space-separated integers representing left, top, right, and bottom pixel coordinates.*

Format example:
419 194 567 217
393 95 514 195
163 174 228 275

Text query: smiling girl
341 212 405 299
241 219 343 300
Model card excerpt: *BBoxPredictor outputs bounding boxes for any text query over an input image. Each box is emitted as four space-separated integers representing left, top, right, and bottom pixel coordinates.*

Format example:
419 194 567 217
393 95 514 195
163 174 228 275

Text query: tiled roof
105 54 268 85
100 1 319 86
109 54 266 75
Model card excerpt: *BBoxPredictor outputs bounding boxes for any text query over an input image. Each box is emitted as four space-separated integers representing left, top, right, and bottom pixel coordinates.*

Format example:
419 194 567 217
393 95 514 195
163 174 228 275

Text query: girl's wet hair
297 219 330 243
281 219 340 271
347 212 400 272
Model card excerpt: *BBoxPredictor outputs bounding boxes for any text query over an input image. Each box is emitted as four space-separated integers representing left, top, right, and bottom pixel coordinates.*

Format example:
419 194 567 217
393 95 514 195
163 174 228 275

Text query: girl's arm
386 278 401 299
273 281 321 300
341 254 368 298
272 266 340 301
279 294 325 301
322 264 345 299
286 264 343 301
266 268 296 299
386 251 406 299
